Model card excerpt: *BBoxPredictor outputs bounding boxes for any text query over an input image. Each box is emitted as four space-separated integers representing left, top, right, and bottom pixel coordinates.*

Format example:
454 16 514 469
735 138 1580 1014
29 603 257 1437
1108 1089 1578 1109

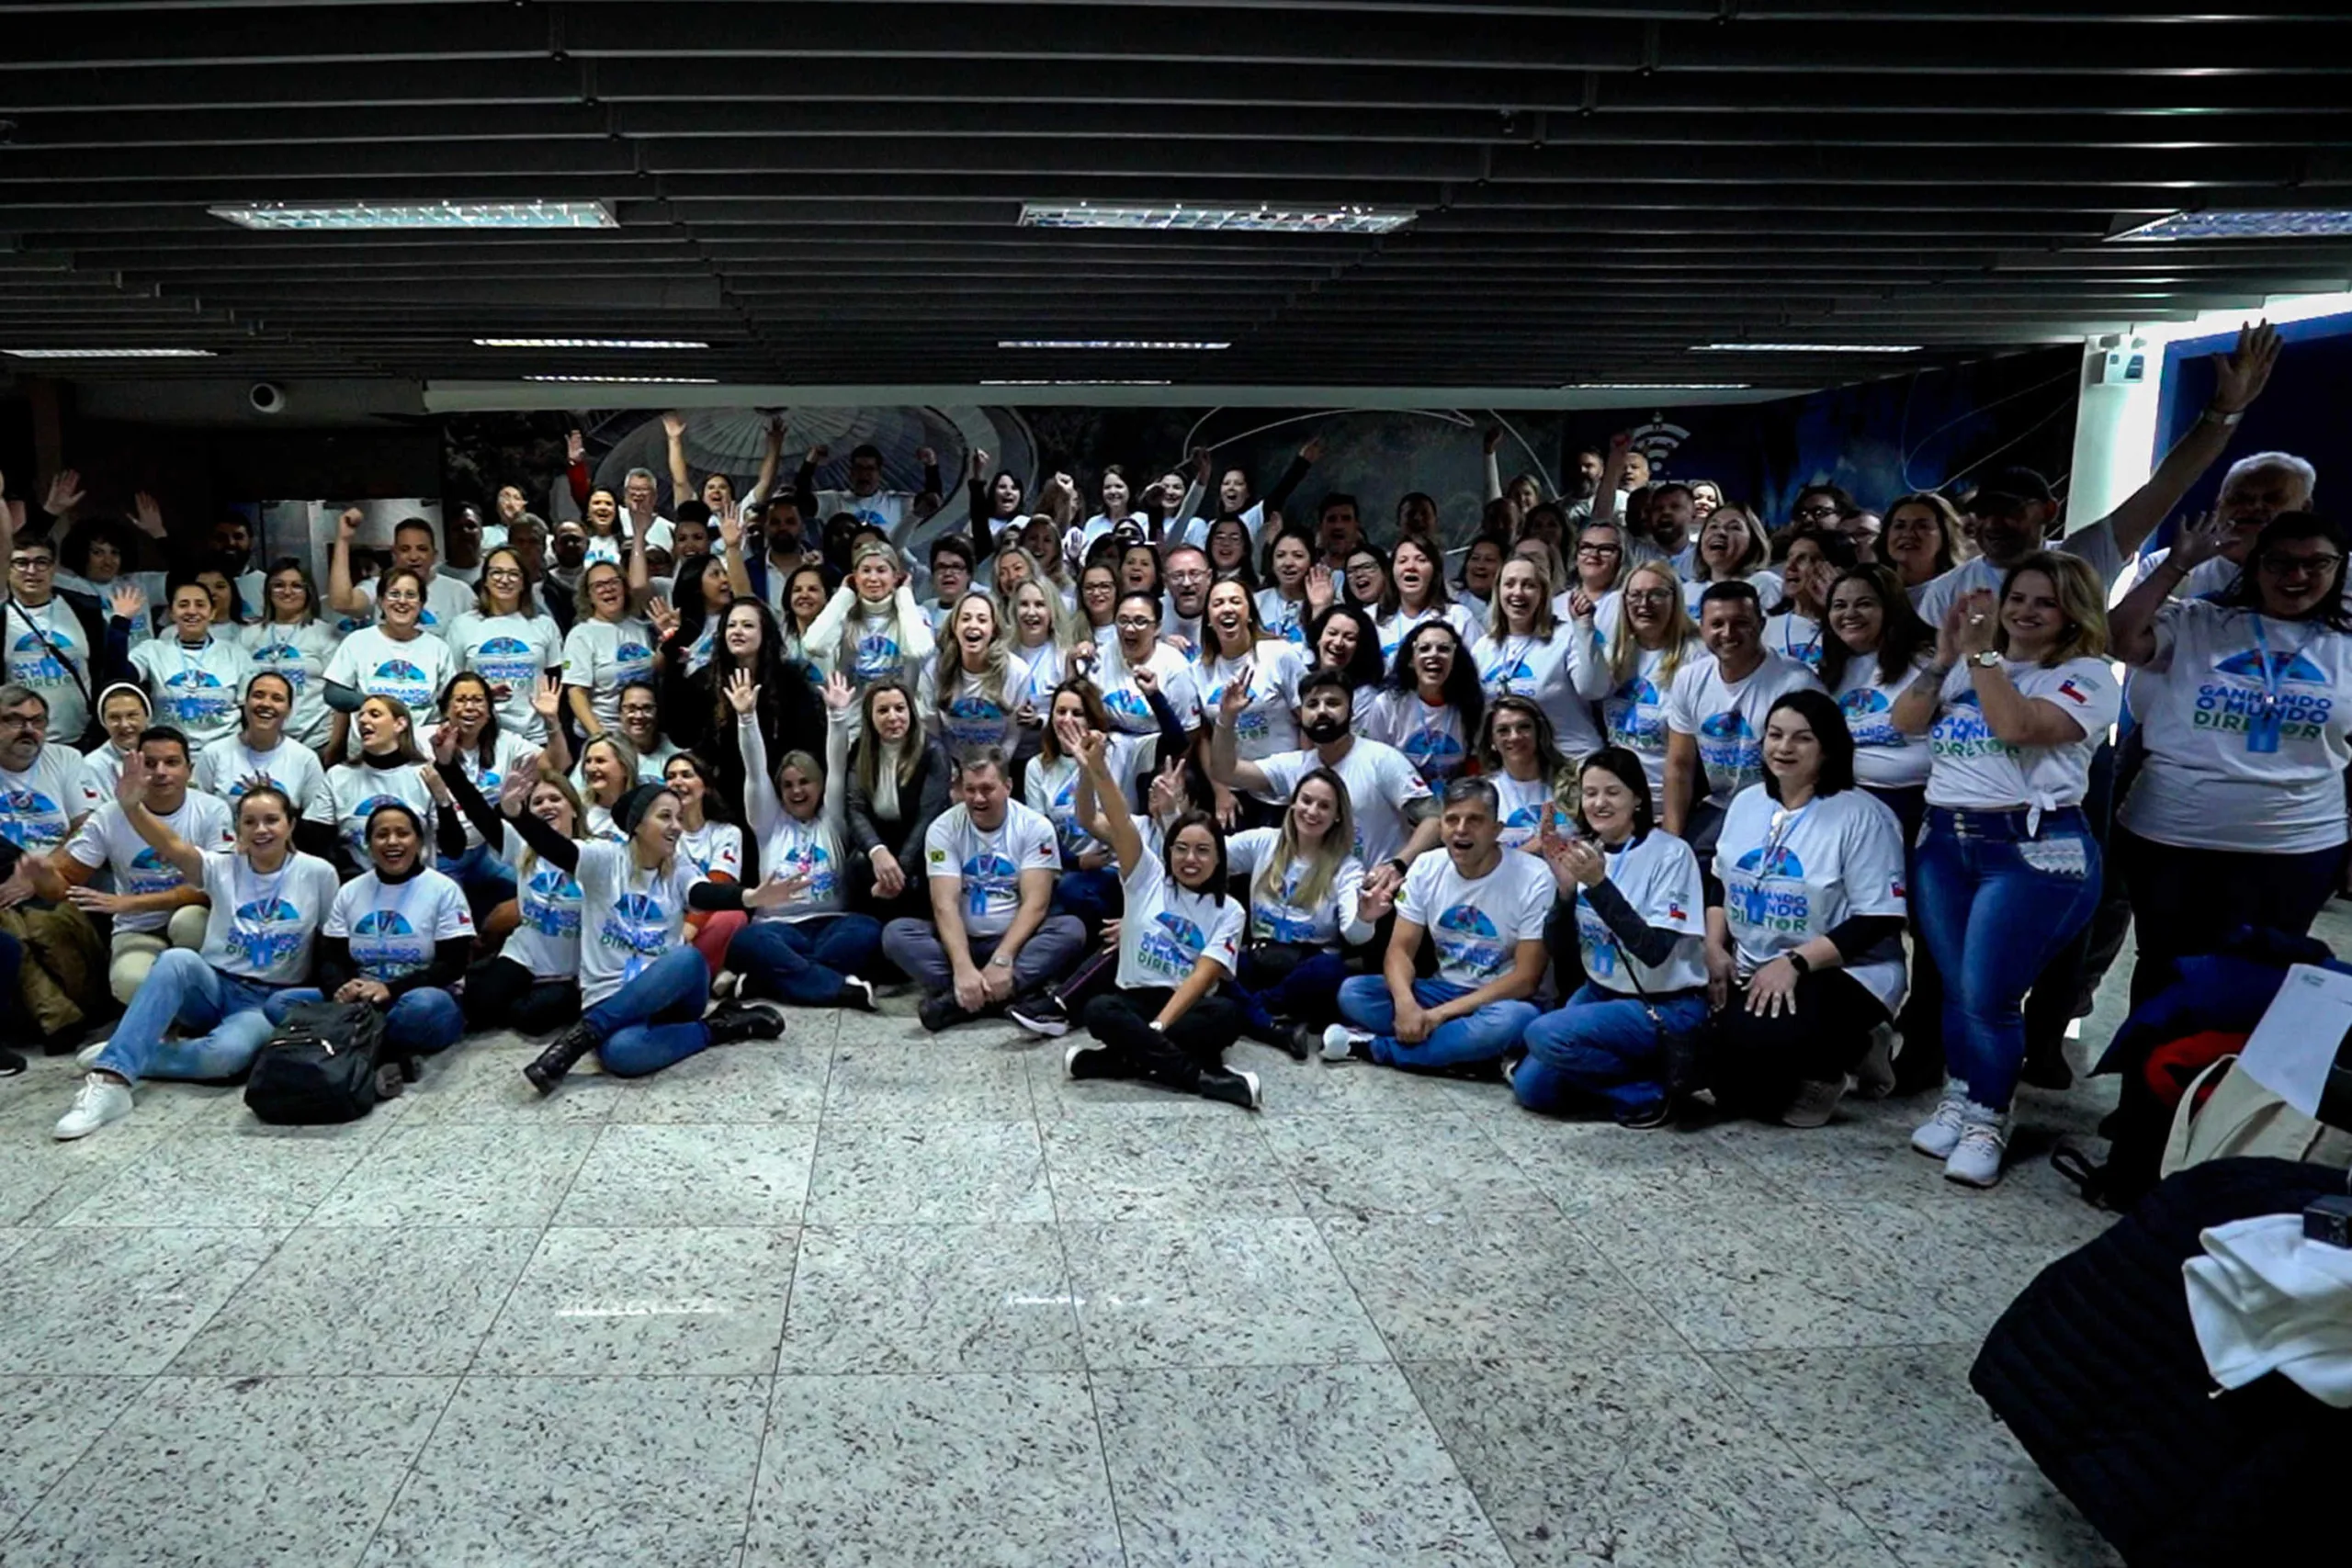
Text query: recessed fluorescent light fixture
475 337 708 350
4 346 217 359
1569 382 1753 391
1693 343 1921 354
981 378 1173 387
1019 201 1414 235
997 339 1231 351
522 374 718 385
2109 209 2352 243
211 199 616 231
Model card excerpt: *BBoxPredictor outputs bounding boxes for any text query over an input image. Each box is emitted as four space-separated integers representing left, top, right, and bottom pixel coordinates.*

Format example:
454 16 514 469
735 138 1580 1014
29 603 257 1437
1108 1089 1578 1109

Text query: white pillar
2065 333 2164 529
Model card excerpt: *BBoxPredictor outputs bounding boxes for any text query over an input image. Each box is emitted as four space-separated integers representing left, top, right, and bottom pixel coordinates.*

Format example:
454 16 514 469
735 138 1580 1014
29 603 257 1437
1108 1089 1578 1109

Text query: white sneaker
710 970 741 1001
1321 1024 1371 1063
1945 1117 2011 1189
74 1038 109 1071
54 1075 133 1141
1910 1086 1973 1159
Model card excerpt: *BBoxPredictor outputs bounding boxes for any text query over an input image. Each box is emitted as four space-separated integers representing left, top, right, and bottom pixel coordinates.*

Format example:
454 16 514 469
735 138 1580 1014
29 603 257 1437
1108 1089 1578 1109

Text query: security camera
248 381 286 416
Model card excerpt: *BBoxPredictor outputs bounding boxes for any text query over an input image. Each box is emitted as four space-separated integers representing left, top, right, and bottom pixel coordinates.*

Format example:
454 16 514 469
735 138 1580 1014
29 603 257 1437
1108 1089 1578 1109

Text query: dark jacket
845 733 952 874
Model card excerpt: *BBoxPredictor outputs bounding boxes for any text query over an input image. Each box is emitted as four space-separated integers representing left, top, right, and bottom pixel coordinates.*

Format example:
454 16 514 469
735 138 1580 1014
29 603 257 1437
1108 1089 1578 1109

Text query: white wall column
2065 333 2163 528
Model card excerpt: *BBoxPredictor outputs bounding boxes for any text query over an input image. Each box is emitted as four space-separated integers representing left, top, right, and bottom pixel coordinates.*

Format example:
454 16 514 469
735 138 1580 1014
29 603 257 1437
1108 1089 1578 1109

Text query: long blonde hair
931 591 1014 717
1606 561 1699 688
1484 555 1560 641
1252 767 1355 931
513 771 588 877
1997 551 2111 668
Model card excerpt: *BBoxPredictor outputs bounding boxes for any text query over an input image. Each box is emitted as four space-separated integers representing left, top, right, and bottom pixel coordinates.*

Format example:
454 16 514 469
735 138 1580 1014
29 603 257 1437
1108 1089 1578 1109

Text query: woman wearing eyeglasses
448 546 562 745
2106 511 2352 1004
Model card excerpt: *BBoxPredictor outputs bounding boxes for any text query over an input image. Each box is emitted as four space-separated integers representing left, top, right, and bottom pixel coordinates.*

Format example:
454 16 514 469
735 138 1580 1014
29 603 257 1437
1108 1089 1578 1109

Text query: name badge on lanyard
2245 614 2290 756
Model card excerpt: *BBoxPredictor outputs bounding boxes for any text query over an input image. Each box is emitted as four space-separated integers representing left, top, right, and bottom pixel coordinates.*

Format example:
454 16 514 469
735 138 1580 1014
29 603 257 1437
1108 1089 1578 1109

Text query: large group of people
2 319 2340 1190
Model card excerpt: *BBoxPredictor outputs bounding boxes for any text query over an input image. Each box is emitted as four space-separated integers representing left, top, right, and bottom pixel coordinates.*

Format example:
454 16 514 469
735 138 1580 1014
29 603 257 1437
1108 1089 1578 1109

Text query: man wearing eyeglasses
0 681 107 1068
1 495 107 748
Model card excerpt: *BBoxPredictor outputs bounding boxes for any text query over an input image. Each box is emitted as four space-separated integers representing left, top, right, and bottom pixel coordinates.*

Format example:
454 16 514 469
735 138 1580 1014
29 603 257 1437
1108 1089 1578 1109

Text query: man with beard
542 517 590 637
1159 545 1211 652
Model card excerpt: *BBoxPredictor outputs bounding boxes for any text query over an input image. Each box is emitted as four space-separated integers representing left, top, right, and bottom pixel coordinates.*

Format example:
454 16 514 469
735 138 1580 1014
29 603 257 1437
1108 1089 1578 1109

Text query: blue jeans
1233 945 1351 1035
584 946 715 1077
1914 806 2102 1112
437 841 519 923
1050 867 1122 933
1512 984 1711 1122
728 914 882 1006
269 985 468 1057
94 948 287 1087
1336 974 1538 1070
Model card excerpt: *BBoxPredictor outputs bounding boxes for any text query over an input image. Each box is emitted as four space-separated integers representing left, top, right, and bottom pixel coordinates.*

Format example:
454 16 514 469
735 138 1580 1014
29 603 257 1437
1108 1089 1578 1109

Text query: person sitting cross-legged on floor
1326 774 1553 1074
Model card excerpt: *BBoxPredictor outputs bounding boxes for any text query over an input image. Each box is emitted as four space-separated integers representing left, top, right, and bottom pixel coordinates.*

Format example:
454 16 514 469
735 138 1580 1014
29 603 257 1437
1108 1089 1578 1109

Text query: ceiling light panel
211 200 616 231
2109 209 2352 243
474 337 709 350
998 340 1232 351
522 374 718 384
1693 343 1922 354
1018 202 1414 235
4 346 217 359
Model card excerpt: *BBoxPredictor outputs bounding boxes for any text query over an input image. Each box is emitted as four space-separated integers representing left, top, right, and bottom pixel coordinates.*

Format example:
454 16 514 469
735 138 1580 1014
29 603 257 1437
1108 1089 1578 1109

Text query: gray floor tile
169 1225 538 1376
1039 1116 1301 1221
307 1122 598 1227
1261 1111 1543 1218
1709 1345 2121 1568
803 1119 1051 1224
746 1372 1123 1568
0 1122 178 1227
1405 1354 1900 1568
0 1225 287 1374
0 1377 148 1536
1062 1216 1388 1371
1094 1361 1513 1568
56 1128 375 1227
603 1043 830 1123
2 1375 450 1568
821 1041 1035 1121
1321 1211 1679 1361
1481 1111 1792 1206
777 1223 1079 1373
552 1122 819 1227
362 1374 769 1568
475 1226 797 1376
401 1043 627 1123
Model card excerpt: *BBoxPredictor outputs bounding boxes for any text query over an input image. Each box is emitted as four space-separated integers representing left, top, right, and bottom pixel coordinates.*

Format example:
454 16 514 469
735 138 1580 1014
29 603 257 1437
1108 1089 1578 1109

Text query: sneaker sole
1008 1009 1069 1038
1943 1164 2004 1190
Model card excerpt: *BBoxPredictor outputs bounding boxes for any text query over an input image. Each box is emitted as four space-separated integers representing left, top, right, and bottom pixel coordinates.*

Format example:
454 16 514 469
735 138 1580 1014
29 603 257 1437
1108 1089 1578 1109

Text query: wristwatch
1385 857 1410 879
2199 405 2245 429
1785 952 1813 976
1968 649 2003 669
987 954 1012 969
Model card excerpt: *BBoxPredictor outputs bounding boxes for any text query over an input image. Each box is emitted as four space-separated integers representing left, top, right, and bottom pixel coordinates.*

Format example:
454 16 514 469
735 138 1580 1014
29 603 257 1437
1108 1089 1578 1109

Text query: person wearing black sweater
656 596 820 812
435 752 588 1035
842 677 954 925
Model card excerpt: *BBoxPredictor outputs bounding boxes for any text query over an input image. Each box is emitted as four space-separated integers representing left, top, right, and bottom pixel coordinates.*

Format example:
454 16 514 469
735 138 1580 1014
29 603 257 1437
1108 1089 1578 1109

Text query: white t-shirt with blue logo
923 800 1060 941
500 822 582 982
325 866 474 985
932 653 1031 754
2121 600 2352 854
1490 770 1571 853
194 734 337 827
1200 643 1303 771
357 572 476 640
1597 637 1701 803
1361 688 1474 785
1096 642 1202 739
238 618 340 747
1573 829 1708 997
449 611 562 742
1398 847 1553 990
1713 785 1909 1012
324 627 458 750
4 596 93 746
1255 739 1431 872
1473 623 1606 761
1925 656 2120 814
324 759 440 864
1114 844 1245 991
130 635 253 751
1227 827 1367 952
1255 587 1311 648
64 790 235 933
1023 739 1154 866
572 839 701 1007
1663 651 1825 815
0 746 99 856
1830 651 1936 791
560 616 657 735
196 848 343 984
1764 610 1827 672
447 731 541 851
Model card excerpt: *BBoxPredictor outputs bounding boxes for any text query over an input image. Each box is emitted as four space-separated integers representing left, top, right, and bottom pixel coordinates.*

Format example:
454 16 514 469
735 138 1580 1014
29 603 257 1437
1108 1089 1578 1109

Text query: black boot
524 1021 601 1095
706 1002 786 1046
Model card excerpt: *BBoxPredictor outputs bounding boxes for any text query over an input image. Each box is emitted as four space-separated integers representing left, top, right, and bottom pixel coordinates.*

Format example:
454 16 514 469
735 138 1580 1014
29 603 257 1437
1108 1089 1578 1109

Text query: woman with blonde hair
925 591 1028 754
1474 554 1604 761
1682 502 1781 613
803 536 936 696
1225 766 1376 1055
1476 694 1577 852
1576 559 1702 801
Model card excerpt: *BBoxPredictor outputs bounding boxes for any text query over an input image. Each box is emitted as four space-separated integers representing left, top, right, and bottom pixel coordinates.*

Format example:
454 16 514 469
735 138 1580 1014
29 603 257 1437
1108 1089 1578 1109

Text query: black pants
1077 987 1245 1097
462 954 582 1034
2116 828 2344 1008
2023 739 2114 1054
1708 967 1889 1111
847 849 933 927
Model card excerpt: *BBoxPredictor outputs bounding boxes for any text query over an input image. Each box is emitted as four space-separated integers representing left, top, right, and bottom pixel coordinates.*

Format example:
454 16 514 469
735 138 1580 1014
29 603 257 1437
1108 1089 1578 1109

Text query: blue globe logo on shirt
944 694 1007 745
1405 728 1466 780
1482 655 1535 687
126 845 180 893
251 644 307 686
1434 903 1507 976
165 668 232 722
616 641 652 669
963 851 1017 916
852 634 899 682
1699 710 1753 742
0 787 63 852
2214 648 2328 684
9 631 66 683
351 908 422 978
1101 685 1151 722
477 635 537 682
376 659 426 683
1735 844 1806 878
1138 908 1207 975
524 865 581 936
601 892 669 978
352 909 415 938
1839 687 1890 719
229 895 303 966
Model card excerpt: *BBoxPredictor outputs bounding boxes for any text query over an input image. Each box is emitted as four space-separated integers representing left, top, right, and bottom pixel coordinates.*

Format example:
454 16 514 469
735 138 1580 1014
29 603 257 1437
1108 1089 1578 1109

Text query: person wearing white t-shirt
1663 581 1824 854
1328 776 1553 1073
560 559 658 740
1094 589 1204 742
1474 555 1607 764
1361 621 1486 787
0 683 101 862
1221 765 1376 1056
326 511 476 639
193 670 340 860
447 546 564 745
1892 551 2121 1189
81 682 150 796
128 576 252 753
923 592 1032 757
1195 581 1305 817
1374 536 1480 666
1704 691 1911 1129
1475 695 1577 855
53 778 344 1139
322 569 458 761
1054 717 1261 1109
238 562 341 751
1679 504 1784 623
2108 510 2352 1005
1577 559 1702 807
41 728 232 1002
1209 668 1440 901
880 748 1085 1032
266 801 477 1056
1023 680 1176 933
1761 529 1855 673
2 532 101 748
1510 748 1710 1128
430 749 590 1035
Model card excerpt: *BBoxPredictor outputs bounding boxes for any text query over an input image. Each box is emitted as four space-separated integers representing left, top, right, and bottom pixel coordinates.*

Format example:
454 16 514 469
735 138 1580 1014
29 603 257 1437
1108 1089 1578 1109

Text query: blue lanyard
2248 613 2298 716
1760 802 1813 874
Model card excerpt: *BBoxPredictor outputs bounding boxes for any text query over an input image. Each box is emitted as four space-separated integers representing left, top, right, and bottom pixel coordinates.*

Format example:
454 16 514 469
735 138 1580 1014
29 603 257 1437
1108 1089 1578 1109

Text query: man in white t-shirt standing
0 682 107 1062
880 747 1085 1032
1663 581 1824 857
1326 776 1553 1074
326 513 475 637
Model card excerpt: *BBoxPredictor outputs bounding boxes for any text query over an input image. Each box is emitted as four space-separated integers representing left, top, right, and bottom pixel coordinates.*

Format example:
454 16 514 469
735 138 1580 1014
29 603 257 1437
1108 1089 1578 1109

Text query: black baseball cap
1968 467 2055 513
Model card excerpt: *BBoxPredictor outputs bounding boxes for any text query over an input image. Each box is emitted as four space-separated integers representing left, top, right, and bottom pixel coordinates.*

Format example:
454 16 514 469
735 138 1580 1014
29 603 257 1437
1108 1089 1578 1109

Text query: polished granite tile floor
11 908 2339 1566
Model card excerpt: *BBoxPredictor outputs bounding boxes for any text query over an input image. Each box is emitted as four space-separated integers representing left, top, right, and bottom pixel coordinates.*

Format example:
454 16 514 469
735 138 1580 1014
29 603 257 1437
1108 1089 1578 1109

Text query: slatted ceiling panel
0 2 2345 395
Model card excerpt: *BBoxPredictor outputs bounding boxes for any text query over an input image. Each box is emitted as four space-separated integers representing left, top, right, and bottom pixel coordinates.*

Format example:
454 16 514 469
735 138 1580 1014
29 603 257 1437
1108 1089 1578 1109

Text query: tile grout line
1684 1346 1915 1566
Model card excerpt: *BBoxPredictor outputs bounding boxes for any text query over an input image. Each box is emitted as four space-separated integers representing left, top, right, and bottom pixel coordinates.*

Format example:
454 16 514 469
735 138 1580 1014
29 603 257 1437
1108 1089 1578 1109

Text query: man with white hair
2160 449 2320 599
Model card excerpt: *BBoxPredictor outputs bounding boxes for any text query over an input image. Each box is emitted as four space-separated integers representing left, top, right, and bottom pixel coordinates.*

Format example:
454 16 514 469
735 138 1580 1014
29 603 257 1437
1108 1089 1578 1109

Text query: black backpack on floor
244 1000 414 1124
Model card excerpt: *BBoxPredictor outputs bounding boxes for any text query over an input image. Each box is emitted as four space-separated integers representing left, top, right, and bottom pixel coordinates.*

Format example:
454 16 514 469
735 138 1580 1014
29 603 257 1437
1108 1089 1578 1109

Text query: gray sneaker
1781 1077 1848 1129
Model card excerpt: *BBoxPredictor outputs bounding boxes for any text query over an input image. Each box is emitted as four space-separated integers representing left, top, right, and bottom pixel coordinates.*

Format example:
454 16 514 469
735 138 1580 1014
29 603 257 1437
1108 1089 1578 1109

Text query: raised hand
337 506 363 544
743 869 810 909
132 491 165 538
1567 587 1596 620
531 672 562 723
971 448 991 479
113 754 149 810
499 753 538 816
108 581 146 624
1305 562 1335 612
566 428 586 466
1191 445 1212 481
1148 757 1187 819
2169 510 2232 570
1953 589 1998 658
1483 425 1503 456
661 410 686 441
2211 320 2281 415
1075 725 1107 773
763 414 786 448
820 670 855 712
428 724 459 764
43 468 84 516
718 502 746 554
916 446 936 468
1216 662 1253 726
1131 664 1159 696
645 594 678 639
1300 434 1327 464
1053 712 1088 759
805 444 831 467
725 668 761 716
420 761 455 807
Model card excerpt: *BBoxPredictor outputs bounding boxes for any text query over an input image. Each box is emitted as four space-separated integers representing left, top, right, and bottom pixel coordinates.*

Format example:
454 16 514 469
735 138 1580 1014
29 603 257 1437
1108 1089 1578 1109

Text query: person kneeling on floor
1326 775 1553 1074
